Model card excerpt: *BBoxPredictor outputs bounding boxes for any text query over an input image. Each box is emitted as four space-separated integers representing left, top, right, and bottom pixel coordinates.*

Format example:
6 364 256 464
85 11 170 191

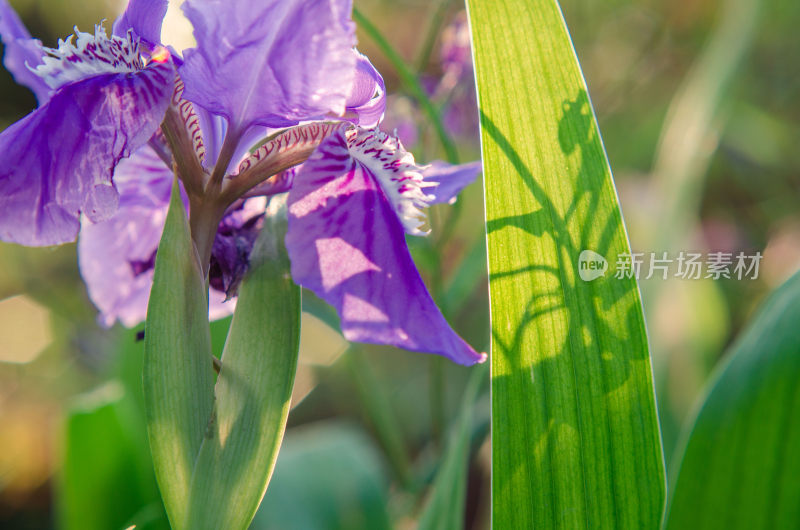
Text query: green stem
353 7 459 164
187 196 225 280
435 194 464 250
430 356 446 448
414 0 452 74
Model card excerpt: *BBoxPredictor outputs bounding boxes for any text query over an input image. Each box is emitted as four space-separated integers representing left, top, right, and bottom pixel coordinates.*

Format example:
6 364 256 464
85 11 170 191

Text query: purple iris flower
0 0 485 365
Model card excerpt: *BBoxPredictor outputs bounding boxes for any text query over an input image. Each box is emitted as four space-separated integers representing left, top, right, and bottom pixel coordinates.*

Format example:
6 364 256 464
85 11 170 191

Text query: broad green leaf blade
466 0 666 527
144 180 215 527
665 270 800 530
185 211 301 529
418 364 487 530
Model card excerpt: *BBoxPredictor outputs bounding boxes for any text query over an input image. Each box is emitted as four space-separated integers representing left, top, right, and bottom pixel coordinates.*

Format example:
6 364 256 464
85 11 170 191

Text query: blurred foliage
0 0 798 527
252 422 393 530
665 269 800 529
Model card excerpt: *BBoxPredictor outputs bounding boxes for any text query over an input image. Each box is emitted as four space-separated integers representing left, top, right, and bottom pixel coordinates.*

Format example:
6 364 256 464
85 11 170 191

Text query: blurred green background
0 0 798 527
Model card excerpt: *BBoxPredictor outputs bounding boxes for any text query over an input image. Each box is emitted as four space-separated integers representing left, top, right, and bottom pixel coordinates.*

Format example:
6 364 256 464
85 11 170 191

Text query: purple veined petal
0 0 50 103
344 50 385 128
346 128 435 236
179 0 356 131
80 145 234 327
286 131 486 365
34 25 150 91
112 0 169 46
423 160 482 205
0 60 174 246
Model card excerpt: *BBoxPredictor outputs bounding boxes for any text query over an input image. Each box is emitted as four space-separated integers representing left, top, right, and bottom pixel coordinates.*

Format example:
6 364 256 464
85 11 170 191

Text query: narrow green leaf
185 210 301 529
144 180 215 527
665 270 800 529
418 364 487 530
466 0 666 527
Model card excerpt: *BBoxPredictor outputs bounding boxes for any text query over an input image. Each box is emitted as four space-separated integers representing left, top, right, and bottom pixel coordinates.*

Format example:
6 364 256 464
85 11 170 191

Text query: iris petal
0 0 50 103
112 0 169 46
345 51 385 128
424 160 482 205
79 145 172 327
179 0 356 130
0 61 174 246
286 131 485 365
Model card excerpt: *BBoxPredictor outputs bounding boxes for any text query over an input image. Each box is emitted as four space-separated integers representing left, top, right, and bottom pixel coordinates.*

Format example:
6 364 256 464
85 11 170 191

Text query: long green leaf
185 209 301 529
665 270 800 529
144 180 215 528
466 0 666 527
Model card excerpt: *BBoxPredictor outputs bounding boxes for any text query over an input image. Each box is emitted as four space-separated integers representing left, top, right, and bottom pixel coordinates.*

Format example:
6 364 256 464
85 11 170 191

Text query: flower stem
208 127 242 195
188 195 226 279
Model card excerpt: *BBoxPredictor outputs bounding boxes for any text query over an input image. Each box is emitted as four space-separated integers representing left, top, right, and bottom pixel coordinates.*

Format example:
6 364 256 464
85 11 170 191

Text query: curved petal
0 0 50 103
286 131 485 365
424 160 482 205
79 146 233 327
345 50 385 128
112 0 169 46
0 61 173 246
179 0 356 130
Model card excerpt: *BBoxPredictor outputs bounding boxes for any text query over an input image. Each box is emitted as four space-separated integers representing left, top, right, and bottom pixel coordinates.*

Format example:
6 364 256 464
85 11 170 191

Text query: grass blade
466 0 666 526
